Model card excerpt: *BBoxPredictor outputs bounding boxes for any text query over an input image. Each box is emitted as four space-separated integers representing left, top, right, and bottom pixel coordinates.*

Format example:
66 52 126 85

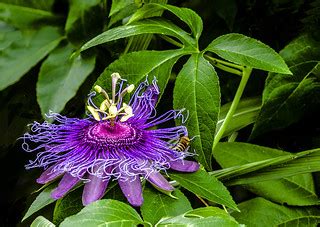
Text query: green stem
159 35 184 48
205 55 243 76
212 66 252 151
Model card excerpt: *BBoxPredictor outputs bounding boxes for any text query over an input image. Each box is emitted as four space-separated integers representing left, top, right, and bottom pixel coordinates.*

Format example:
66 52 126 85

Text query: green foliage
59 199 144 227
231 197 320 226
141 187 192 225
30 216 55 227
170 169 238 211
214 142 319 205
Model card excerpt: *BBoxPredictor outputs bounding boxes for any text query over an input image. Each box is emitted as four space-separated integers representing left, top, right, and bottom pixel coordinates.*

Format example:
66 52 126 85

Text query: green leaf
31 216 55 227
0 0 55 11
81 18 196 51
109 0 137 16
206 33 291 74
0 26 63 91
217 97 261 138
22 184 56 221
37 43 95 116
0 2 59 28
170 169 238 211
94 49 188 103
141 187 192 225
231 197 320 226
108 2 139 28
65 0 104 47
214 142 319 205
173 54 220 170
157 207 241 227
60 199 144 227
53 188 83 225
227 148 320 186
251 34 320 138
129 3 203 40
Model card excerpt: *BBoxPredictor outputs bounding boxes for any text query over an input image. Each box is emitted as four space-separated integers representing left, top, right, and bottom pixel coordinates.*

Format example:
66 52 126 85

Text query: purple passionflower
22 73 199 207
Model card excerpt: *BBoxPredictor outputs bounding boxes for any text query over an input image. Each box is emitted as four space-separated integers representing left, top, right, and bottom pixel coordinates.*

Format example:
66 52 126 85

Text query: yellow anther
111 72 121 80
123 103 133 115
94 85 102 93
100 99 110 111
120 114 134 122
87 106 100 121
109 104 118 116
127 84 135 93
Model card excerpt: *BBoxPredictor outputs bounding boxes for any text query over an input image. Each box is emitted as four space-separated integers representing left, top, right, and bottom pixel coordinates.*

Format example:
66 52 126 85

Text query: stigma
86 73 135 124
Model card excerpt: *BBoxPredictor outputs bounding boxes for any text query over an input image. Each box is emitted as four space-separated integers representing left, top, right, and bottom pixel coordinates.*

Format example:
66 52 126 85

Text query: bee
172 136 191 152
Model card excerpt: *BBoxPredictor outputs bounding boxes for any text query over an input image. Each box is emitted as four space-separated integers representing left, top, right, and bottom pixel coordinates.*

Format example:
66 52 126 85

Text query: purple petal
169 160 200 172
146 171 174 191
36 165 63 184
118 176 143 207
82 174 109 206
51 173 80 199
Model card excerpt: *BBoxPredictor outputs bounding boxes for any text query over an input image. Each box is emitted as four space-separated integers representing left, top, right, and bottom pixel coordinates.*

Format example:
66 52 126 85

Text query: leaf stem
205 55 243 76
212 66 252 151
196 194 209 207
159 35 184 48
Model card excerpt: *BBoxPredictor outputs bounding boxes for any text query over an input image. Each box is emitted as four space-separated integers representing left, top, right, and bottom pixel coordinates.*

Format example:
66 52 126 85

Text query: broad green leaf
205 33 291 74
141 187 192 225
60 199 144 227
0 26 63 91
65 0 104 47
251 34 320 138
108 2 139 28
158 207 241 227
81 18 196 51
214 142 318 205
217 97 261 138
22 184 56 221
170 169 238 211
129 3 203 40
37 43 95 116
0 2 59 28
228 148 320 186
31 216 55 227
173 54 220 170
53 188 83 225
94 49 188 103
231 197 320 226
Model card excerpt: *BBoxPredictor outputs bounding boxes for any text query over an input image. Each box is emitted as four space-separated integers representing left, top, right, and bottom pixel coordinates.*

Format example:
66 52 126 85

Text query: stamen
117 84 135 104
87 106 100 121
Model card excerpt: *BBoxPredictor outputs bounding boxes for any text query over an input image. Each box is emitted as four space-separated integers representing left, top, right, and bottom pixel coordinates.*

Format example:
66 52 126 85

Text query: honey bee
172 136 191 152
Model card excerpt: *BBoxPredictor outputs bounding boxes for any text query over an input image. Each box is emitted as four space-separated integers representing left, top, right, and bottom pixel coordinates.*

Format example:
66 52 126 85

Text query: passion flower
22 73 199 206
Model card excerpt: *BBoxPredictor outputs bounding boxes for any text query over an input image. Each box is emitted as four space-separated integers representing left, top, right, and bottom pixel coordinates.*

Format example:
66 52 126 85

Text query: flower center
85 121 142 148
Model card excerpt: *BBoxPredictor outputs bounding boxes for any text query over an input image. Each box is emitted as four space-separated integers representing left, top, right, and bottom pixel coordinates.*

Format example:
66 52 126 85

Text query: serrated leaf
81 18 196 51
31 216 55 227
0 26 63 91
173 54 220 170
37 43 95 116
141 187 192 225
94 49 188 102
0 2 59 28
129 3 203 40
22 184 56 221
251 34 320 138
206 33 291 74
231 197 320 226
214 142 319 205
217 97 261 138
170 169 238 211
65 0 104 46
157 207 241 227
53 188 83 225
60 199 144 227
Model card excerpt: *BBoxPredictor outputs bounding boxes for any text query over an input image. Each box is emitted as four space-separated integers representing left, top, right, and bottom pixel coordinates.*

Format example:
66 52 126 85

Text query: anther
87 106 101 121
